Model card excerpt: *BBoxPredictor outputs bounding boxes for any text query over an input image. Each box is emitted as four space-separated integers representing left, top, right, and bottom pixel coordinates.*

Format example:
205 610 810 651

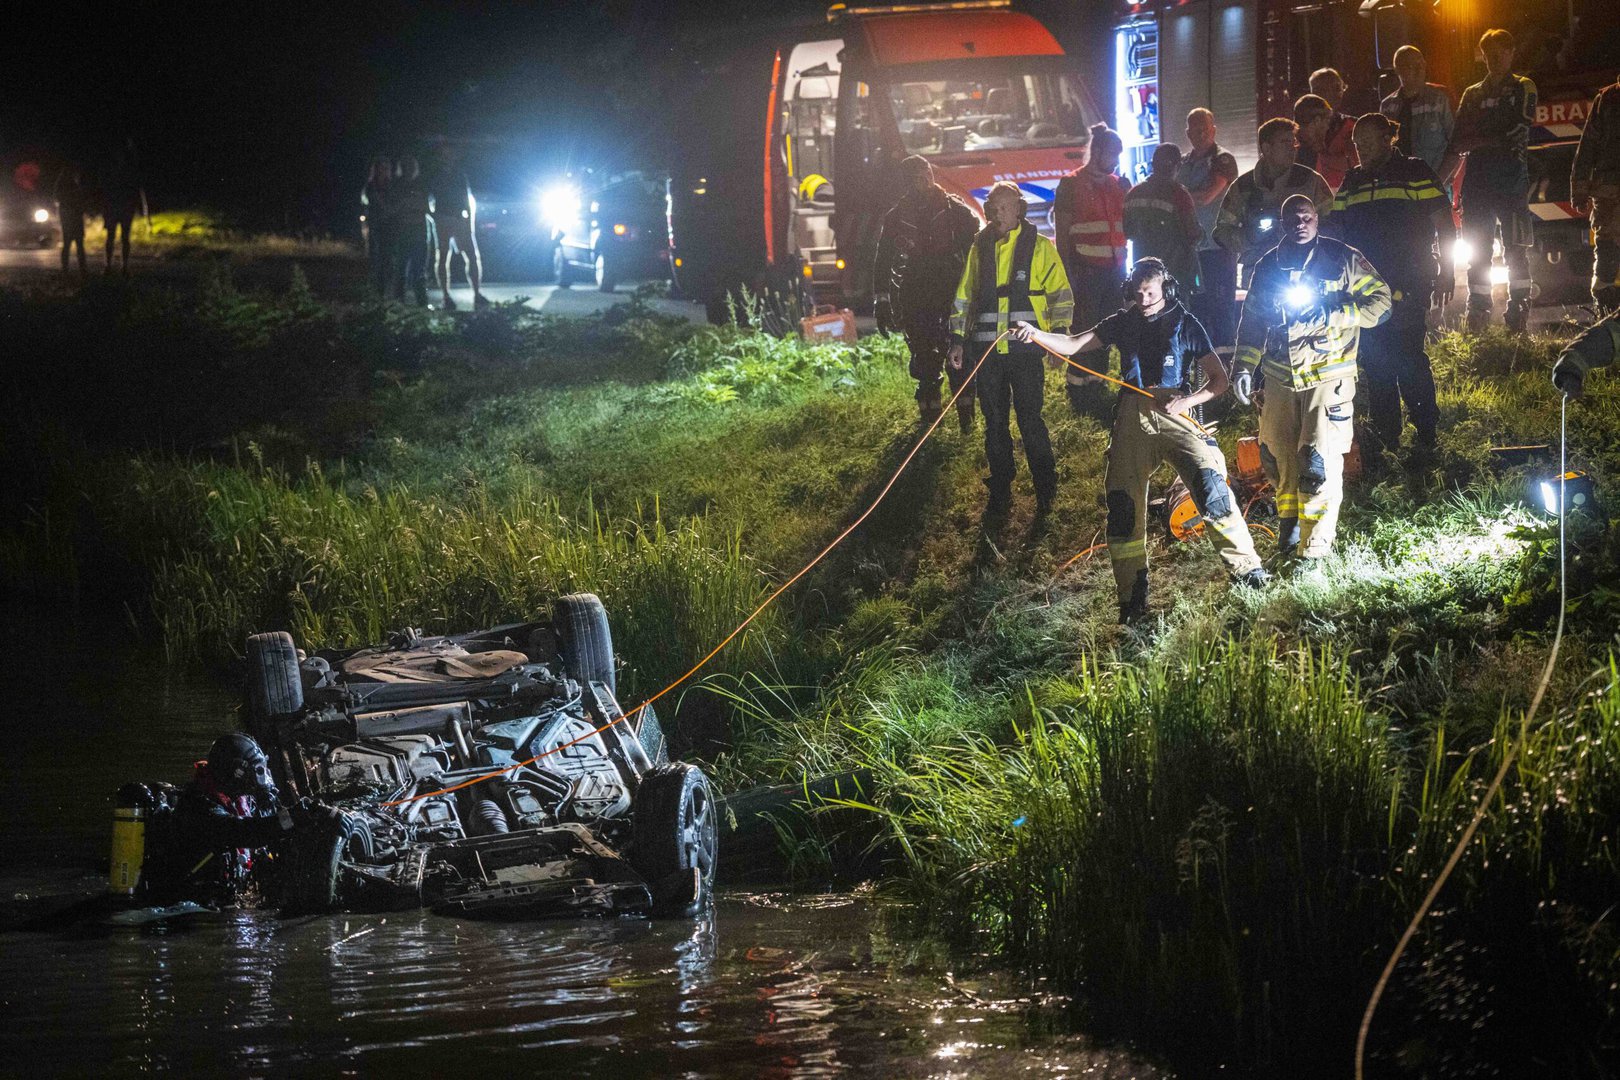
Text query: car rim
681 783 716 880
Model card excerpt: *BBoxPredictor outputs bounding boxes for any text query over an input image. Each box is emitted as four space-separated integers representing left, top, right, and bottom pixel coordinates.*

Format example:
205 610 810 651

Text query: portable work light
1537 471 1598 517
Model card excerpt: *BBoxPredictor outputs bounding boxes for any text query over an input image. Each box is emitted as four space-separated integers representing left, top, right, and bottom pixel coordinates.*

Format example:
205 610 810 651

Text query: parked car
121 594 718 919
550 171 670 292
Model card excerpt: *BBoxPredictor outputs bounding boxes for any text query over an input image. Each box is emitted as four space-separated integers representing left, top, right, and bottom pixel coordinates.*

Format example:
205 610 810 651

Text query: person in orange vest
1055 123 1131 412
1295 93 1358 192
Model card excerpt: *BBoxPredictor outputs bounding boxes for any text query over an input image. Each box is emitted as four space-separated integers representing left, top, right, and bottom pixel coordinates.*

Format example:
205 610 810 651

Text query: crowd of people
873 28 1619 624
361 146 488 311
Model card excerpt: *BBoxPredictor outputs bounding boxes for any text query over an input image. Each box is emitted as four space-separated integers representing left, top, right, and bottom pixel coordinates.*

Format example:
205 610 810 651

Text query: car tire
632 763 718 916
553 245 572 288
283 810 374 914
553 592 614 695
246 632 303 725
596 252 615 293
636 702 670 767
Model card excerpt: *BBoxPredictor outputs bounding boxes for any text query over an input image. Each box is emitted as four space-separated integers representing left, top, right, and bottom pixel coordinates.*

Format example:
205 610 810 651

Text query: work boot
985 488 1012 517
1034 492 1054 517
919 402 943 427
442 294 459 312
1505 298 1530 333
1466 305 1491 333
474 293 491 311
1234 566 1271 589
1118 570 1149 624
956 401 975 434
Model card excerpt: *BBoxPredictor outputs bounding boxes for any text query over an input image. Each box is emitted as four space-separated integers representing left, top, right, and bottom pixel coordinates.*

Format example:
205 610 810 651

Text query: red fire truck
668 1 1104 321
1110 0 1615 304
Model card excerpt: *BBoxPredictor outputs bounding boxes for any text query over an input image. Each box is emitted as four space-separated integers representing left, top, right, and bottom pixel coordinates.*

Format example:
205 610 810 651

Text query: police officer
948 182 1075 516
1552 311 1618 399
1571 78 1620 313
874 156 981 427
1330 112 1455 469
1215 118 1335 289
1233 194 1392 561
1442 29 1538 332
1013 258 1267 622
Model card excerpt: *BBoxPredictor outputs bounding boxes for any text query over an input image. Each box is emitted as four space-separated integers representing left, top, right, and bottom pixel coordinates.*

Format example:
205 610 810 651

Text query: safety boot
1118 571 1149 625
1505 298 1530 333
1234 566 1271 589
1466 305 1491 333
956 399 976 434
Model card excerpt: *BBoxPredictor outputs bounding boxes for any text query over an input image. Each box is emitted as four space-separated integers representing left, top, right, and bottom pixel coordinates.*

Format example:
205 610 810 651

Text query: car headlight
33 208 49 224
538 183 581 231
1451 238 1473 266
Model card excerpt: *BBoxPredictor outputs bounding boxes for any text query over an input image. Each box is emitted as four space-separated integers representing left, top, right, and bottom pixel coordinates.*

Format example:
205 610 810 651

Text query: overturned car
121 594 719 919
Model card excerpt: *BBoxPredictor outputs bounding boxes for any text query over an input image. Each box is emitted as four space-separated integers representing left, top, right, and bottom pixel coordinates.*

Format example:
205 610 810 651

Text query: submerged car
128 594 718 919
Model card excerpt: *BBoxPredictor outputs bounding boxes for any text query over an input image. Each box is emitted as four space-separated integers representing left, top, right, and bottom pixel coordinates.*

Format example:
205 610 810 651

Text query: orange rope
1250 523 1276 540
1056 532 1106 576
384 332 1010 806
1026 337 1214 437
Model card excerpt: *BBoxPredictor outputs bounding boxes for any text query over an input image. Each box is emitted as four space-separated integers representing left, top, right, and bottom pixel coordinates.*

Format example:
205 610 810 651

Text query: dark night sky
3 0 838 231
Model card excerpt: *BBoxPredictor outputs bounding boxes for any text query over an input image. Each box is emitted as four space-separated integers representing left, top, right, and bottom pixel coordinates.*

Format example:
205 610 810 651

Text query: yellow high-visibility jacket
1234 236 1391 389
949 222 1074 354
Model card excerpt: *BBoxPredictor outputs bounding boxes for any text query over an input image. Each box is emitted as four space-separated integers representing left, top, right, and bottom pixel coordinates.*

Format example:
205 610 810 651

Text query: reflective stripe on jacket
1330 152 1447 295
1057 167 1129 268
1123 177 1203 290
1234 236 1392 388
950 222 1074 353
1214 164 1335 279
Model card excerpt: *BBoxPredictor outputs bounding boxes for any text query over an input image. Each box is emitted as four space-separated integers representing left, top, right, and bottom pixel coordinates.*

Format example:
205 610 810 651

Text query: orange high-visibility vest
1063 167 1129 270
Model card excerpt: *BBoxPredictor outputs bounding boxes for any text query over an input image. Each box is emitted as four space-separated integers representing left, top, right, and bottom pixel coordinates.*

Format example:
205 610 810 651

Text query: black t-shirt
1093 302 1213 391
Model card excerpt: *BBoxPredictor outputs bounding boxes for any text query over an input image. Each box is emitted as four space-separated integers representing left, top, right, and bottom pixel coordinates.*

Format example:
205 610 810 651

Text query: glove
1552 366 1584 400
874 296 895 335
1231 368 1253 405
1571 182 1592 215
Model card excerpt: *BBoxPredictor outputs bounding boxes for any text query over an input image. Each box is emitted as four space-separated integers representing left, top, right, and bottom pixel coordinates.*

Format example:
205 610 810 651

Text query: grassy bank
3 272 1618 1074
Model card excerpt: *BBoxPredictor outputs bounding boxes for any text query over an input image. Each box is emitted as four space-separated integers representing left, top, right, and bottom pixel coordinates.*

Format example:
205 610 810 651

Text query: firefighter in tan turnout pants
1014 258 1268 622
1233 194 1391 561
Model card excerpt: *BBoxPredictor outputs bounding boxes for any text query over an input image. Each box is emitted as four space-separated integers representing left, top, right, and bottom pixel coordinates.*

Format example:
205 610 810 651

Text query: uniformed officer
1571 79 1620 313
873 156 982 427
1123 144 1202 296
1330 112 1455 469
1013 258 1267 622
1233 194 1392 561
949 182 1075 516
1441 29 1538 332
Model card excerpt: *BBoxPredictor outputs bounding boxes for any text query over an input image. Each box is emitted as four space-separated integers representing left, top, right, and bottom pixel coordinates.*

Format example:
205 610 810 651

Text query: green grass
4 275 1619 1075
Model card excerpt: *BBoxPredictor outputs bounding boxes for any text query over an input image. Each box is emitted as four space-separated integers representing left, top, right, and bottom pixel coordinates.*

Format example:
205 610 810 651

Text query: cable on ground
1354 395 1571 1078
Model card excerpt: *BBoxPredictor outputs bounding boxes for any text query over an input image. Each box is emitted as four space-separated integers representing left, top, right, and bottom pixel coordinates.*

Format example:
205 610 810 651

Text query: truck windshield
888 68 1089 156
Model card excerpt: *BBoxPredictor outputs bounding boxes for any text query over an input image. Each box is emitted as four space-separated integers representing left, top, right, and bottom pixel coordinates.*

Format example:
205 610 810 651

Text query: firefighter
1233 194 1392 561
1012 258 1268 623
948 182 1075 516
1552 311 1619 398
873 156 981 428
1330 112 1455 469
1441 29 1538 332
1295 93 1358 192
1571 78 1620 313
1177 108 1241 361
1123 144 1202 297
1054 124 1131 341
1214 118 1334 289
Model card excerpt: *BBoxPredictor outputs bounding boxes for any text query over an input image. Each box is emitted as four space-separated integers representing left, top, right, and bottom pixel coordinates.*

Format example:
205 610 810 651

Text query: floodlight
1537 470 1598 517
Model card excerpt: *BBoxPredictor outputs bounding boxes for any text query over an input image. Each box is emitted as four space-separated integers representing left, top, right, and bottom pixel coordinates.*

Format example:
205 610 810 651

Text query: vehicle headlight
1451 238 1473 266
33 208 49 224
538 183 581 231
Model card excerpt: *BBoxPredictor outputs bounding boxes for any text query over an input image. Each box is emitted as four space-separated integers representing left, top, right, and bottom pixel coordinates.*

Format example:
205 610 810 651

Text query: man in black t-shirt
1013 258 1267 623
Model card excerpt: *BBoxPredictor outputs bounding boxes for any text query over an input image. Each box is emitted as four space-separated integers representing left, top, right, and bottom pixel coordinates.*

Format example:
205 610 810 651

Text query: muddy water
0 608 1167 1078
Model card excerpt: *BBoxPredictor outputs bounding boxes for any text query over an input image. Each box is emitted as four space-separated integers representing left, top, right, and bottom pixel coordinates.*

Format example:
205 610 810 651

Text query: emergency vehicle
1110 0 1615 303
667 0 1102 321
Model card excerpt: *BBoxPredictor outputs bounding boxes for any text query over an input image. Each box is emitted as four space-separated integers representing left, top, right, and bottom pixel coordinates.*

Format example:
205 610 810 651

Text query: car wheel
283 810 374 914
632 763 718 916
553 244 572 288
246 632 303 725
595 252 615 293
553 592 614 695
636 702 670 767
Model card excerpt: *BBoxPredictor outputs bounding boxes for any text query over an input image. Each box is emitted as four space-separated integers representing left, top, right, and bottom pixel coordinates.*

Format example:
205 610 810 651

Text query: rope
1354 396 1571 1077
384 332 1010 807
1026 337 1214 437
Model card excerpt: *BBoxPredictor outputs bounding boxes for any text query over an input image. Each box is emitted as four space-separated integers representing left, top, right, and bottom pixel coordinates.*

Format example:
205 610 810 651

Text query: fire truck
1110 0 1616 303
667 1 1104 322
